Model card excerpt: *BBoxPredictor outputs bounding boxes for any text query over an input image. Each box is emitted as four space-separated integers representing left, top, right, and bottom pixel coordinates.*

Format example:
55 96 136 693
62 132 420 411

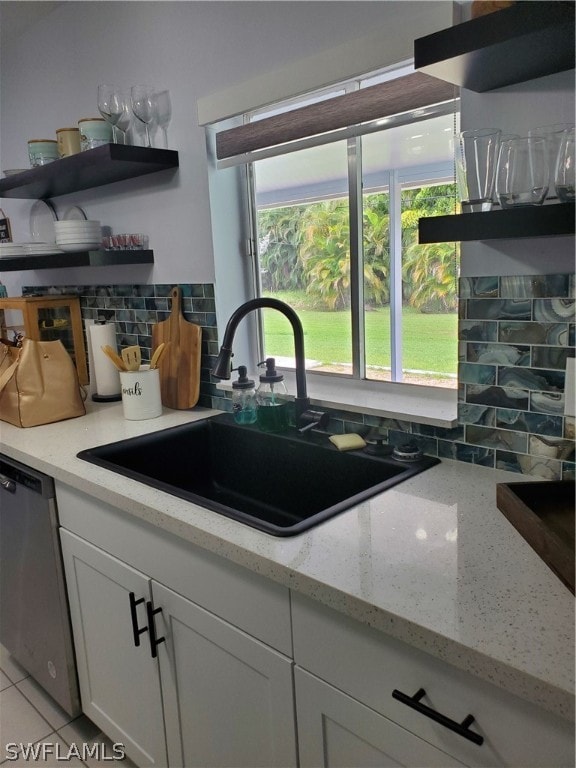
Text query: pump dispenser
256 357 290 433
231 365 257 425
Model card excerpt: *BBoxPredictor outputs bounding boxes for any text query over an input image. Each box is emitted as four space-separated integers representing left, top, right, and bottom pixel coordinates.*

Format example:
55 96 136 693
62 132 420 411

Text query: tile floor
0 646 135 767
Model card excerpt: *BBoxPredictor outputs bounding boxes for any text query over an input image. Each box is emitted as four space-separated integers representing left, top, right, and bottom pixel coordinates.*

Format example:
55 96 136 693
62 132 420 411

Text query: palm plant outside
257 184 458 386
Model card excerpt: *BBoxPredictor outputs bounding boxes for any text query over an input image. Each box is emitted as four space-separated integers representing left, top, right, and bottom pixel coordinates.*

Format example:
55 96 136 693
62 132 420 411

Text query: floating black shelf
0 145 179 200
414 1 575 93
418 204 575 244
0 249 154 272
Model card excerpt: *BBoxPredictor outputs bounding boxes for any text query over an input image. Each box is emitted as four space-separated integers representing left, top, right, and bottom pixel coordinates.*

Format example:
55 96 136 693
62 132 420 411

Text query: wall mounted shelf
414 1 575 92
418 204 575 244
0 249 154 272
0 145 179 200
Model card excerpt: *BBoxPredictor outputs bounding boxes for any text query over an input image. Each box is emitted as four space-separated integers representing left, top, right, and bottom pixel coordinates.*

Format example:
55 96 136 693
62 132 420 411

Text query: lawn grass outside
261 292 458 376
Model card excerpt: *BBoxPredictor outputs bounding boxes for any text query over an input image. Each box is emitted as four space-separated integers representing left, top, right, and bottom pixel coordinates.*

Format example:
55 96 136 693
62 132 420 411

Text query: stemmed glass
97 85 125 144
154 90 172 149
130 85 157 148
115 94 132 145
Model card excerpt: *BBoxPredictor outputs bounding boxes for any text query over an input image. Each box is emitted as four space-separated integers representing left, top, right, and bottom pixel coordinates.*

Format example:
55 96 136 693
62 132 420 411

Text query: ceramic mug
78 118 113 151
119 366 162 420
28 139 59 167
56 127 81 158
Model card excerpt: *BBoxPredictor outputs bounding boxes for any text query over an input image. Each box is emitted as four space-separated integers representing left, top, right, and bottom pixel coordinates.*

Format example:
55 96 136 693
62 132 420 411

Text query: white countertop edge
0 405 573 722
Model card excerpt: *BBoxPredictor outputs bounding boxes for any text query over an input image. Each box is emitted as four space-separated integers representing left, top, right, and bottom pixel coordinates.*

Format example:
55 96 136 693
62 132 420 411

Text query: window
250 82 459 389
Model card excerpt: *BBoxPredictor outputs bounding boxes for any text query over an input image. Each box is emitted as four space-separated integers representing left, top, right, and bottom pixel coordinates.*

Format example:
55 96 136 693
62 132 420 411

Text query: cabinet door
153 581 297 768
295 668 466 768
60 531 167 767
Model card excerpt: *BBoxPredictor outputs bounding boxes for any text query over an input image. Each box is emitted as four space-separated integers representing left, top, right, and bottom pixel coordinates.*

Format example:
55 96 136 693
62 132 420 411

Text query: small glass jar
232 366 257 425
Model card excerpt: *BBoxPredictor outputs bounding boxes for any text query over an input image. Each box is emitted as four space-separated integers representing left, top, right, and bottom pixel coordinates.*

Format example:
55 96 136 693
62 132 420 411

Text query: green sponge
329 433 367 451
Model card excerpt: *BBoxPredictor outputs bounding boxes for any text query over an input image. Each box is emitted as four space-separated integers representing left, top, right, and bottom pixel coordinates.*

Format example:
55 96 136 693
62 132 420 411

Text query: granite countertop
1 401 574 721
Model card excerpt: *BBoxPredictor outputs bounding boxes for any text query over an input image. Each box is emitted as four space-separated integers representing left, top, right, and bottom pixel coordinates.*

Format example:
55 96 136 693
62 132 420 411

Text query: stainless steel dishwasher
0 454 81 716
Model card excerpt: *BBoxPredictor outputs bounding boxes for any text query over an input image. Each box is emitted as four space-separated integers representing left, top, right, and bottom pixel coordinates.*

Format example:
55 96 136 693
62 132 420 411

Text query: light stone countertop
1 401 574 721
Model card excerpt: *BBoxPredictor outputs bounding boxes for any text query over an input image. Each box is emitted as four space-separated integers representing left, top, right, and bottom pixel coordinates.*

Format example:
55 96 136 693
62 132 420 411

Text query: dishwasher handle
0 474 16 493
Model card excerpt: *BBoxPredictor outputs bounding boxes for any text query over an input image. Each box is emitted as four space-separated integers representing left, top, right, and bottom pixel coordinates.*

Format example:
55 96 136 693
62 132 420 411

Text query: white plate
54 224 101 233
22 244 63 253
61 206 88 221
30 200 57 243
56 236 102 244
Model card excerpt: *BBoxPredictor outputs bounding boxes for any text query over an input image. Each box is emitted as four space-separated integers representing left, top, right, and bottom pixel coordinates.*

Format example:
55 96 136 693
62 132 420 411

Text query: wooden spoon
121 345 142 371
150 342 166 369
101 345 126 371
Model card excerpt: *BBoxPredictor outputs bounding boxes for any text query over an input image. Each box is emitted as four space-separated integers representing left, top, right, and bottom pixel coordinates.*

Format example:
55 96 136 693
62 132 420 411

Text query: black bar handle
128 592 148 647
392 688 484 746
146 601 166 659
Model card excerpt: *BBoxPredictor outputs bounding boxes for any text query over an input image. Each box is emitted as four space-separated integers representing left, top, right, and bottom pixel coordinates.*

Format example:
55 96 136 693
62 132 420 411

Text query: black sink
77 414 439 536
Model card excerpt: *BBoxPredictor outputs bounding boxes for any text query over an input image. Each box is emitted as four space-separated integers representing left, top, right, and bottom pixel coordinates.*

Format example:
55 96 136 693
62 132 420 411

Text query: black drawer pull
146 601 166 659
392 688 484 746
128 592 148 647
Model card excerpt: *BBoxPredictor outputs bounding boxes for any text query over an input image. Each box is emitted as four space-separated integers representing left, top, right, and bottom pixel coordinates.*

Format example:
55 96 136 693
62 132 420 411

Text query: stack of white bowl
55 220 102 252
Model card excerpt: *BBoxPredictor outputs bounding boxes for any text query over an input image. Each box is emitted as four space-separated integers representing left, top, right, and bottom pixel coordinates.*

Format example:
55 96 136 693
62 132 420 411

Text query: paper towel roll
89 322 121 398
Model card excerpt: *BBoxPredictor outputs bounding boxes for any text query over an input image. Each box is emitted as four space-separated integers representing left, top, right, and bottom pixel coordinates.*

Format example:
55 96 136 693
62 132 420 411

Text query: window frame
209 70 460 427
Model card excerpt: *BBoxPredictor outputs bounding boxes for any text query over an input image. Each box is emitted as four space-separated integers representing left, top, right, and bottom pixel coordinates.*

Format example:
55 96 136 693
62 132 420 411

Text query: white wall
0 0 444 296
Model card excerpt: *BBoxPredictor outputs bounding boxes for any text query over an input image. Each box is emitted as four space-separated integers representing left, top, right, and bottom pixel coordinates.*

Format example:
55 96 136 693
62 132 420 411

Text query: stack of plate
22 243 64 255
0 243 24 258
55 220 102 252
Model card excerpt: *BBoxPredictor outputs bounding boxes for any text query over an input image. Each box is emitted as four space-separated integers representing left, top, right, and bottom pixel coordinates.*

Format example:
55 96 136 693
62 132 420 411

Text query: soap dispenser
256 357 290 433
231 365 257 425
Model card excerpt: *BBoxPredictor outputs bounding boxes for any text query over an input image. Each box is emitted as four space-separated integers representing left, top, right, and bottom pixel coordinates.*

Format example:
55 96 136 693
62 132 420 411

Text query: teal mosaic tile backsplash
23 273 575 479
22 284 220 409
456 273 574 480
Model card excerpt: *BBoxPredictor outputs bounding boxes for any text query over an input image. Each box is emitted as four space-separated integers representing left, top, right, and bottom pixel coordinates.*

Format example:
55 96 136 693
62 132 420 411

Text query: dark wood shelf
0 249 154 271
0 145 179 200
414 1 575 92
419 203 575 244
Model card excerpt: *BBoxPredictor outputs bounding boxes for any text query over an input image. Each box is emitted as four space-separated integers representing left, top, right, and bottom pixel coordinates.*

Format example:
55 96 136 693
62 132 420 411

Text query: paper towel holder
90 320 122 402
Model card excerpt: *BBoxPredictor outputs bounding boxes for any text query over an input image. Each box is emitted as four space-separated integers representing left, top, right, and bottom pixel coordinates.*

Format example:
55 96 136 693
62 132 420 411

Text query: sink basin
77 414 439 536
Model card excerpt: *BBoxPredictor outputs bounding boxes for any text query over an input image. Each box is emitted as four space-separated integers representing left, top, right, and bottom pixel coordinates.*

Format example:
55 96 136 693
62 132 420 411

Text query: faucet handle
298 409 329 433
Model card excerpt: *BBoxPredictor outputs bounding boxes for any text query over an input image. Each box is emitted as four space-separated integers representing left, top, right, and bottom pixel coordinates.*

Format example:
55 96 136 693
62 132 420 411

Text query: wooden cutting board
151 286 202 409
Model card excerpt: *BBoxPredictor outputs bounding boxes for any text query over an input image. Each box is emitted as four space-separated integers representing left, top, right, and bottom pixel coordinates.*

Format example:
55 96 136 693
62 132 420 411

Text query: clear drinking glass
130 85 157 148
97 85 125 144
154 90 172 149
554 127 575 203
529 123 575 198
496 136 549 208
455 128 501 212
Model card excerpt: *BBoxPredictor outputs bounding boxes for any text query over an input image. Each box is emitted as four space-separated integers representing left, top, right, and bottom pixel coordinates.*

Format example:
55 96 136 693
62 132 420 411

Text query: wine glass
130 85 156 148
115 94 132 145
97 84 125 144
154 90 172 149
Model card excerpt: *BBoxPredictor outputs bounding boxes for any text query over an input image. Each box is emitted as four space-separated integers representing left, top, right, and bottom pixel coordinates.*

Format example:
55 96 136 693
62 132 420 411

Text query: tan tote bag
0 338 86 428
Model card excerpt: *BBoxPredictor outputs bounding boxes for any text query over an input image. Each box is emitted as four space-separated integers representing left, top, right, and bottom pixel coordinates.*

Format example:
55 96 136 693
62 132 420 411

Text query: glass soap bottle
256 357 290 433
232 365 257 425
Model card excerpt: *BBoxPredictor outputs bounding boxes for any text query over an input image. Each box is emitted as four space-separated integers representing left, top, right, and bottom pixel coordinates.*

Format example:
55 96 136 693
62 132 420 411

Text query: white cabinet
61 531 167 767
292 593 575 768
57 484 297 768
295 667 465 768
155 582 296 767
